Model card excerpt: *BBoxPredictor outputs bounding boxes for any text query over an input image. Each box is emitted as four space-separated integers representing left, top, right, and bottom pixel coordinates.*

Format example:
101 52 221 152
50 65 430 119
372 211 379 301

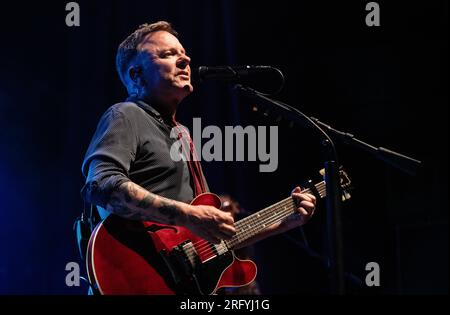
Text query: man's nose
177 54 191 69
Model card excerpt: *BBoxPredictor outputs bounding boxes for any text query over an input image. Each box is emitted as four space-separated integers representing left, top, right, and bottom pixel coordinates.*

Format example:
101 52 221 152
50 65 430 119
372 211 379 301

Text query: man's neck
151 100 177 119
137 95 177 123
135 88 188 121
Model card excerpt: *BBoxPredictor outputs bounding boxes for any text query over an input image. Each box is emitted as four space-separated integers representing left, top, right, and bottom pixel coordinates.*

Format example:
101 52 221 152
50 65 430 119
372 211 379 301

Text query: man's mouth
177 71 190 78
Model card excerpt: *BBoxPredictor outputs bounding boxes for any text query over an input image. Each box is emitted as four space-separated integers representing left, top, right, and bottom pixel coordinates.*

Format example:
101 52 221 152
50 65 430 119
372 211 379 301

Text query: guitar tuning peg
319 168 325 177
251 105 258 112
341 190 351 201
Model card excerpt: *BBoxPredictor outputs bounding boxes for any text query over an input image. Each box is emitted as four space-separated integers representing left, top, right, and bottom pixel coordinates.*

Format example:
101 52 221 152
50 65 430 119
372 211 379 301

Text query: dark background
0 0 447 295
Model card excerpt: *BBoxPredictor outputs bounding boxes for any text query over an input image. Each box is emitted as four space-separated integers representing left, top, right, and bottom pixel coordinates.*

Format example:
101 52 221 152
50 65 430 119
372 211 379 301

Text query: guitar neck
225 180 327 249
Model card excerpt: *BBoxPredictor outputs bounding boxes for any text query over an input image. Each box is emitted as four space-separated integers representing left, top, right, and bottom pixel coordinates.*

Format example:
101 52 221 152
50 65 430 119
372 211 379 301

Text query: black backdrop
0 0 447 294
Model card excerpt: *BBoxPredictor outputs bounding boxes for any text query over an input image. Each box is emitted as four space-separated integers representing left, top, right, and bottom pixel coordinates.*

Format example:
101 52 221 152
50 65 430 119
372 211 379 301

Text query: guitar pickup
159 241 200 285
181 241 198 268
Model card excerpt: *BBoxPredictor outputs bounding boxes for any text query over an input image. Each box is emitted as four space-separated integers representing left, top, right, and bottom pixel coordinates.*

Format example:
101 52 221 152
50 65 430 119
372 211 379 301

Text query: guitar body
86 193 257 295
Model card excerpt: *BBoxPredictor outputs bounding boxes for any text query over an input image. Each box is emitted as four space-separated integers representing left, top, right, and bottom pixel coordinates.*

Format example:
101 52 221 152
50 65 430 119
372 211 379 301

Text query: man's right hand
184 205 236 244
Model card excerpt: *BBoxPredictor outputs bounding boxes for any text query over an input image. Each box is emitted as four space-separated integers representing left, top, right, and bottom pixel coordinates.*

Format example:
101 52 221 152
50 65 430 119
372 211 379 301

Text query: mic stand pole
309 117 422 176
234 84 345 294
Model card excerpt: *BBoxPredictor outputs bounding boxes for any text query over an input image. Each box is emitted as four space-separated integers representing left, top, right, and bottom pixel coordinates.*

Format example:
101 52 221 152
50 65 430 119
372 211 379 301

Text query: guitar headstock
319 167 353 201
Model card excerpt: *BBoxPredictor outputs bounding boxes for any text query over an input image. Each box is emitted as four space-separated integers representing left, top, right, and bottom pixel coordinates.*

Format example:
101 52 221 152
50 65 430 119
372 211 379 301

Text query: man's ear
128 65 141 84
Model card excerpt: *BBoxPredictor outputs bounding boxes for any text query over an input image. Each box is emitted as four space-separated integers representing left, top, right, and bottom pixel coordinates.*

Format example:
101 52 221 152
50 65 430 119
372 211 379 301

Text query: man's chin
182 83 194 94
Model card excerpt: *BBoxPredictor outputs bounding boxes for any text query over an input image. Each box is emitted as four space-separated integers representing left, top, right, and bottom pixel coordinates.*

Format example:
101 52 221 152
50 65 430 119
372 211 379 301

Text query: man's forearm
106 181 189 224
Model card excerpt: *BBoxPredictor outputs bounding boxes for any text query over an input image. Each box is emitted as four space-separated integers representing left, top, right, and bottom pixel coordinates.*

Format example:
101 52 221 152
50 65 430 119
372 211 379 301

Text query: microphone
197 65 277 81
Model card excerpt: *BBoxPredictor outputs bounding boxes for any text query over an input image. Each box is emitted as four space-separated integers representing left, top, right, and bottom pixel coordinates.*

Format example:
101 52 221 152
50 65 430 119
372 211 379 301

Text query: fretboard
224 180 327 249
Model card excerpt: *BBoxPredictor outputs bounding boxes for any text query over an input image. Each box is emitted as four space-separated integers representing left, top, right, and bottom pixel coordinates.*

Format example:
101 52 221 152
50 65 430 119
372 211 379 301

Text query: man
81 21 316 250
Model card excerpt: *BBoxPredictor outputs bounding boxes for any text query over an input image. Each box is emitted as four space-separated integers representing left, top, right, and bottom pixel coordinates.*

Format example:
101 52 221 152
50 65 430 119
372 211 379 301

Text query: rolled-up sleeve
81 107 138 208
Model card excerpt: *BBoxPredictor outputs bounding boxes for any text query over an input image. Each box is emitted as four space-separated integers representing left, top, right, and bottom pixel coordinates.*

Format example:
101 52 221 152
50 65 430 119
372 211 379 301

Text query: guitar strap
74 201 101 294
74 201 101 258
171 119 207 197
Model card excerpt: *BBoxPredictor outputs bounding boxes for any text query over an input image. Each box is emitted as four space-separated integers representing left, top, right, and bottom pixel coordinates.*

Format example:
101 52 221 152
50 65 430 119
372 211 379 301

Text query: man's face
136 31 193 104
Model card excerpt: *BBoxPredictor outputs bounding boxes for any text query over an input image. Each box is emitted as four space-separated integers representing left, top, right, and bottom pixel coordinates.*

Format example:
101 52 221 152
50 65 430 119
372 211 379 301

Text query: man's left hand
290 186 316 226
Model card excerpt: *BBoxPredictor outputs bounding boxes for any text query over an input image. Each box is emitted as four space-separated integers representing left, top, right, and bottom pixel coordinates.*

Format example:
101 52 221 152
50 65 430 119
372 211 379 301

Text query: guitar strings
193 201 300 260
186 182 326 260
228 182 326 248
187 182 327 259
231 182 326 247
190 203 297 261
191 189 326 260
186 197 297 259
188 182 327 260
188 194 299 253
232 181 326 232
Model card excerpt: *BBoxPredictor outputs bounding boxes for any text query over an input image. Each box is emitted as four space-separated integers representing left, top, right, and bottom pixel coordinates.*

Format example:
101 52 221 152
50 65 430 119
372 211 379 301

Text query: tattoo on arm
136 193 156 209
106 181 186 224
159 199 179 225
108 195 130 216
127 182 139 200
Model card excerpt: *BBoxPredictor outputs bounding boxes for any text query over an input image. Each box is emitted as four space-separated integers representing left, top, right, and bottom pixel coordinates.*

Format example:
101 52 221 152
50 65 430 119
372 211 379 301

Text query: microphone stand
234 84 421 295
308 118 422 176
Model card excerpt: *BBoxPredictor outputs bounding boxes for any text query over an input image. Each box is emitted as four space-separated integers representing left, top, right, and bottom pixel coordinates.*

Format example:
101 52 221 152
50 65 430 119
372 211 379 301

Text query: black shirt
81 98 203 214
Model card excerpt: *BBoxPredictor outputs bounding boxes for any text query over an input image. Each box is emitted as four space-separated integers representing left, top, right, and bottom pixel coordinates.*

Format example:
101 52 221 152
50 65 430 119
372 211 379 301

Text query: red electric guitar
86 169 352 294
